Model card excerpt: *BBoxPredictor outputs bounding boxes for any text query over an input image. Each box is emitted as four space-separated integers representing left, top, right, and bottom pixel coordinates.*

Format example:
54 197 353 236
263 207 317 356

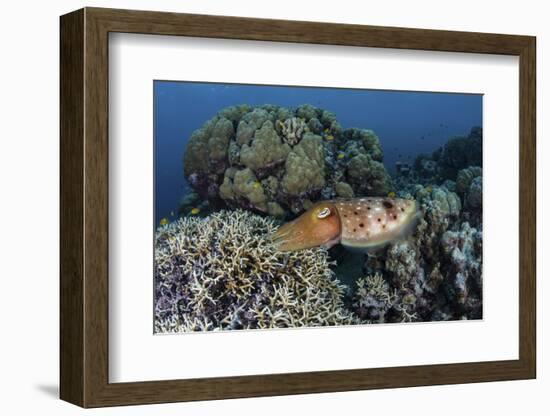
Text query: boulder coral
281 133 325 197
219 168 268 212
154 210 357 332
456 166 482 195
240 120 291 172
334 181 354 198
413 184 461 218
346 153 392 196
183 104 392 218
342 128 384 161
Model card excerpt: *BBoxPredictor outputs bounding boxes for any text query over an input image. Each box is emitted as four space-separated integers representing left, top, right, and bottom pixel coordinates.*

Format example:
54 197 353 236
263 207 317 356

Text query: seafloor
154 104 482 333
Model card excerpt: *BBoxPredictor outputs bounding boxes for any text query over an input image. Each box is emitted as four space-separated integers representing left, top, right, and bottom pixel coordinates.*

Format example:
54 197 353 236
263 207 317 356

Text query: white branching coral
352 273 396 323
352 273 421 323
277 117 307 146
154 210 357 333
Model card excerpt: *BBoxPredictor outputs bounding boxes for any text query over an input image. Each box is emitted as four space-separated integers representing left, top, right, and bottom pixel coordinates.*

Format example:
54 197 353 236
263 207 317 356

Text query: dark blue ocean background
154 81 482 225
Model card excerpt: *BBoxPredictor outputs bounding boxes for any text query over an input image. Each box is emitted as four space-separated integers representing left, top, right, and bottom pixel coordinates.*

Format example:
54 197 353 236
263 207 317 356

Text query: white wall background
0 0 545 414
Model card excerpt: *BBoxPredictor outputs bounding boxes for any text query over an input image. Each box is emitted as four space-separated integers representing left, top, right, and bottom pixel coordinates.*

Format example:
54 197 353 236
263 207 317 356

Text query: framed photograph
60 7 536 408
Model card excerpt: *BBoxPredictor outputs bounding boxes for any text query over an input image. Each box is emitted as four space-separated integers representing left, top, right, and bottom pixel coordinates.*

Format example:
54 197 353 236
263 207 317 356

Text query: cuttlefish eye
317 207 331 219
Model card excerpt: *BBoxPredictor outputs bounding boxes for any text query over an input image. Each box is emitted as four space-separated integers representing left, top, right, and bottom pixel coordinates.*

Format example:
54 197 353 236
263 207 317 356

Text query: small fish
387 191 396 198
170 210 175 217
273 198 419 252
325 134 334 141
190 207 200 215
337 153 345 160
159 217 169 226
324 128 330 133
253 181 261 189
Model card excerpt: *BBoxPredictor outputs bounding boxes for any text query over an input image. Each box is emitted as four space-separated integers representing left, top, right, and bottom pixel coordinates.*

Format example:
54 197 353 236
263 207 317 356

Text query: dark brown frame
60 7 536 408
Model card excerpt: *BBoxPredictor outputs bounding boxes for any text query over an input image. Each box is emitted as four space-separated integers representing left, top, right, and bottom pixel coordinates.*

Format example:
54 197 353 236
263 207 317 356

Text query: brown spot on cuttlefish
272 198 419 252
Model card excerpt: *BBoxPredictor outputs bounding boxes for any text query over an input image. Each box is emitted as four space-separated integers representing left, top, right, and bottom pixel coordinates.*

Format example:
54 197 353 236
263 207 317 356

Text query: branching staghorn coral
351 272 420 323
154 210 357 333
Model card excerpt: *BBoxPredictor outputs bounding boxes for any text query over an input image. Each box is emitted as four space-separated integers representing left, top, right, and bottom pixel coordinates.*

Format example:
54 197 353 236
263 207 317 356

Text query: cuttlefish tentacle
272 198 418 252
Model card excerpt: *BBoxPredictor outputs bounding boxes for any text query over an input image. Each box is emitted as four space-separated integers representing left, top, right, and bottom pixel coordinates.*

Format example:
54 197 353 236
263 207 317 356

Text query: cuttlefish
272 198 419 252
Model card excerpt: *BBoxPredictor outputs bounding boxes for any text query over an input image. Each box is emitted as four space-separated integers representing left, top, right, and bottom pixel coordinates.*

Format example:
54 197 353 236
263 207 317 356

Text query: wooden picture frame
60 7 536 408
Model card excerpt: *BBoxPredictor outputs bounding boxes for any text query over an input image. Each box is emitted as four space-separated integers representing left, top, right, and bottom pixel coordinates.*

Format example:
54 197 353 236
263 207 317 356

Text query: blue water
154 81 482 224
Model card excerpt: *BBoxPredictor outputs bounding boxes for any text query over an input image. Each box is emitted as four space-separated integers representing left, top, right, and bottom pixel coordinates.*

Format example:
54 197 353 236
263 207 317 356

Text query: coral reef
183 104 392 217
440 222 483 315
175 109 484 328
465 176 482 210
357 171 482 322
154 210 357 333
438 127 482 180
456 166 482 194
400 127 482 188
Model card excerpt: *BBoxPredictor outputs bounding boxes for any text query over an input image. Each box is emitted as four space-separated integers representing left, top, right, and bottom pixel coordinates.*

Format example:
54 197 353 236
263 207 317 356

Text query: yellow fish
253 181 261 189
324 128 330 133
190 207 200 215
337 153 345 160
273 198 419 252
159 217 169 226
325 134 334 141
387 191 396 198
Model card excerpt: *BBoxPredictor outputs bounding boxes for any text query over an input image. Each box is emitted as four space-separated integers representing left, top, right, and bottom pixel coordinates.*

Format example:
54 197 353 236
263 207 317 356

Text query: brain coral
154 210 357 332
183 104 392 217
